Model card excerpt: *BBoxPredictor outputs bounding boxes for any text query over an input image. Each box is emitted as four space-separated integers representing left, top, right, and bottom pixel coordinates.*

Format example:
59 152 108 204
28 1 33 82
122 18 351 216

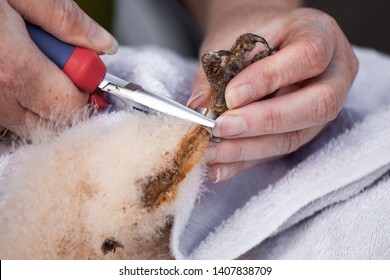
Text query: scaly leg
201 50 241 115
202 33 275 116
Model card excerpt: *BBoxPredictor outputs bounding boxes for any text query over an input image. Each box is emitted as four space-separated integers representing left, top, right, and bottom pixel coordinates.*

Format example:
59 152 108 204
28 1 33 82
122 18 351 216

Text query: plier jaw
27 22 216 129
97 74 216 129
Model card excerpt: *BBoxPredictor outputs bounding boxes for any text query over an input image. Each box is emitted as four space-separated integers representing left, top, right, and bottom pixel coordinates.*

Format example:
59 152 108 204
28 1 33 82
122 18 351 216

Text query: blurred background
75 0 390 56
305 0 390 55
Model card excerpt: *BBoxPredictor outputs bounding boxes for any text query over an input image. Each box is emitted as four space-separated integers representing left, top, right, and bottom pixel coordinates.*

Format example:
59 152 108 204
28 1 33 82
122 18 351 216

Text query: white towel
173 106 390 259
0 46 389 259
170 47 390 259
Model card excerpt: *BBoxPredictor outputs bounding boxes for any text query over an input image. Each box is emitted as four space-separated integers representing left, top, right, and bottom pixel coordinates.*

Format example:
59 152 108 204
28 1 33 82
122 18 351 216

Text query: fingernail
186 88 205 107
205 145 217 163
213 166 229 183
89 21 118 54
212 116 246 137
226 84 253 108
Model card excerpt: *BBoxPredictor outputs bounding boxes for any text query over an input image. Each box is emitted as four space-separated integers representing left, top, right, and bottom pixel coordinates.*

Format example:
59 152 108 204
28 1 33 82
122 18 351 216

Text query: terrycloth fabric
173 107 390 259
171 47 390 259
0 46 389 259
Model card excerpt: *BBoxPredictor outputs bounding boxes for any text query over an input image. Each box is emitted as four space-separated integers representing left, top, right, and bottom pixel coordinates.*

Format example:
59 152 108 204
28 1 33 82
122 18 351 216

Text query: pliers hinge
196 107 221 142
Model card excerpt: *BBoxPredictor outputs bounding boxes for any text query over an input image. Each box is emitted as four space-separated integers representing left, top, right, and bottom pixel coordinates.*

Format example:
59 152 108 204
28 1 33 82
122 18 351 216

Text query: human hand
187 3 358 182
0 0 118 138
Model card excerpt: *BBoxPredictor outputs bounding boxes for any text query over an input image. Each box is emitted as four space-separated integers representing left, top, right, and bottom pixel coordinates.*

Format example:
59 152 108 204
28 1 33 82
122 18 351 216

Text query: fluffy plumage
0 111 199 259
0 46 202 259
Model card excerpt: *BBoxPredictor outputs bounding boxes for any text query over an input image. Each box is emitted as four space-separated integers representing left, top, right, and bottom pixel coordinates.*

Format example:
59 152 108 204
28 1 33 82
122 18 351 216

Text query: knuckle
0 67 16 86
260 105 283 134
320 13 339 31
256 63 278 93
0 56 22 87
350 50 359 77
0 66 27 107
299 14 336 73
312 85 341 124
277 131 302 155
230 140 244 162
55 0 85 35
0 102 24 128
301 37 328 74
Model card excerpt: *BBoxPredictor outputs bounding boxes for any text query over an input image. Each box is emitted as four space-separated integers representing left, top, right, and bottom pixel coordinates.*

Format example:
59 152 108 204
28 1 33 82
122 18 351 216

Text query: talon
201 50 237 78
201 50 235 62
231 33 274 59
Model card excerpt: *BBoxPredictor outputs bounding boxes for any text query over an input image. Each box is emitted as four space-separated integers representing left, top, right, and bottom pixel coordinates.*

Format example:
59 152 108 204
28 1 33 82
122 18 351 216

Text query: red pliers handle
26 23 108 108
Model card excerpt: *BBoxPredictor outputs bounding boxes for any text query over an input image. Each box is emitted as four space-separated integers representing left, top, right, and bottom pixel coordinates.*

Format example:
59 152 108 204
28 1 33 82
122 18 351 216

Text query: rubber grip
26 23 106 93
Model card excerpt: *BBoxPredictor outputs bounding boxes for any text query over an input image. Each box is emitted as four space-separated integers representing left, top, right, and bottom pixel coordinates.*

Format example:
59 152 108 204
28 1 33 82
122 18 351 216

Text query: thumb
9 0 118 54
187 66 212 109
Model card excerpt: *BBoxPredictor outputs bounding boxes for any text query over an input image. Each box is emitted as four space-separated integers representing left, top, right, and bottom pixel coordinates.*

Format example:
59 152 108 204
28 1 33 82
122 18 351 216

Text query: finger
0 3 88 127
225 28 335 109
207 125 324 164
9 0 117 54
0 87 58 139
208 159 266 183
213 57 350 138
14 38 89 123
187 66 212 109
7 108 50 139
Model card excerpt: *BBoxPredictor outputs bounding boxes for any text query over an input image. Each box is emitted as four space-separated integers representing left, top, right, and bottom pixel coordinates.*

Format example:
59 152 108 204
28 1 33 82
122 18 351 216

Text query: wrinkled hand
0 0 118 138
188 5 358 182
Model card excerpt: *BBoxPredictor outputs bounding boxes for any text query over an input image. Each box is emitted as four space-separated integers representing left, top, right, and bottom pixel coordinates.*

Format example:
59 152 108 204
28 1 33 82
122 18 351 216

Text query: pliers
26 23 215 129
